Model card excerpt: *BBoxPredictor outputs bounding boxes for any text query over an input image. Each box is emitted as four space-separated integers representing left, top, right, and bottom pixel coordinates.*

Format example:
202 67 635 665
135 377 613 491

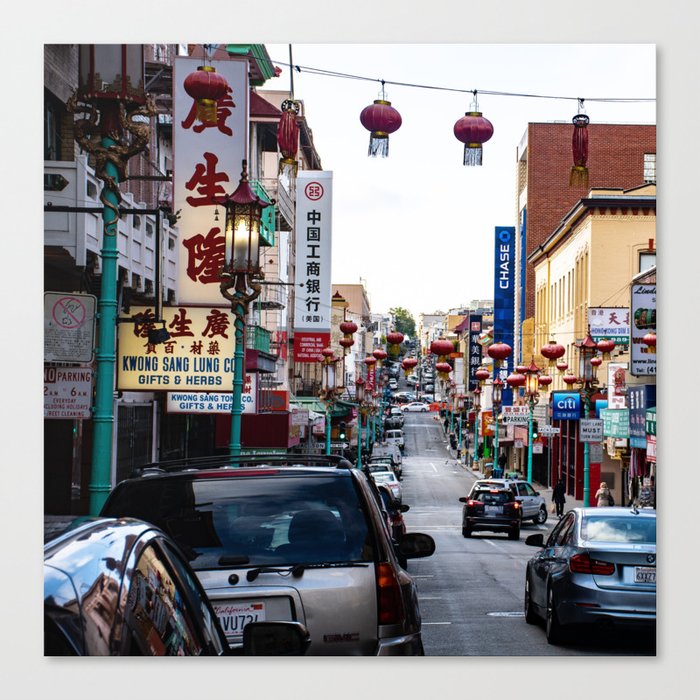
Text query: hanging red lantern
386 331 405 354
563 372 578 386
506 372 526 389
590 356 603 367
339 321 358 336
540 340 566 367
555 360 568 373
474 366 491 385
183 65 229 124
453 92 494 166
430 339 454 360
360 87 402 158
373 348 388 365
596 338 616 360
364 356 377 366
277 99 300 179
538 374 553 391
320 347 334 362
569 109 590 188
642 332 656 350
487 342 512 367
339 336 354 350
436 361 452 379
401 357 418 377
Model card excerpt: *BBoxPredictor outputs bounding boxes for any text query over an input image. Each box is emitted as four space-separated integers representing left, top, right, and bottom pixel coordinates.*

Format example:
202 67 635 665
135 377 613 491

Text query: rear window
581 516 656 544
473 490 512 504
103 475 373 569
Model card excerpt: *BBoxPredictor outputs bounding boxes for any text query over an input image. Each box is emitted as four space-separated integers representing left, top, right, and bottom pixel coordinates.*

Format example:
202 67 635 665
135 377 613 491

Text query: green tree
389 307 416 339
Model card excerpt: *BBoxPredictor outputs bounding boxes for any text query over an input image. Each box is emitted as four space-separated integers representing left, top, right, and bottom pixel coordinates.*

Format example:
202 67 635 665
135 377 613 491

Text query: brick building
514 122 656 358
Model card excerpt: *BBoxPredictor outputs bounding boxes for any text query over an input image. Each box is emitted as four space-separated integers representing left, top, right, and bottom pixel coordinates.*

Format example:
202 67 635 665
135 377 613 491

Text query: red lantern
364 356 377 367
387 331 405 354
320 347 334 362
436 361 452 378
538 374 553 391
516 363 528 374
596 338 616 360
474 366 490 384
506 372 526 389
430 339 454 360
401 357 418 377
570 110 590 188
563 372 578 386
339 321 358 336
556 360 568 373
487 342 512 366
340 336 354 350
373 348 388 365
590 356 603 367
540 340 566 367
453 93 493 166
277 99 300 179
184 65 229 124
360 94 402 158
642 332 656 348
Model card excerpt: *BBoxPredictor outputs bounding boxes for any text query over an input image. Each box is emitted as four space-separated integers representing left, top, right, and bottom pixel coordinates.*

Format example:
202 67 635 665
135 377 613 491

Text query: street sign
539 425 560 437
44 292 97 363
331 442 349 449
44 365 93 419
579 418 604 442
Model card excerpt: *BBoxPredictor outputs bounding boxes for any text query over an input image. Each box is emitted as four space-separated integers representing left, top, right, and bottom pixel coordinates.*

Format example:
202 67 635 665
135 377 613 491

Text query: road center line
429 463 437 472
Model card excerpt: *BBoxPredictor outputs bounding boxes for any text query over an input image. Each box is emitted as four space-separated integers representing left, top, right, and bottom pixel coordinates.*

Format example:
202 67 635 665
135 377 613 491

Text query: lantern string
271 58 655 104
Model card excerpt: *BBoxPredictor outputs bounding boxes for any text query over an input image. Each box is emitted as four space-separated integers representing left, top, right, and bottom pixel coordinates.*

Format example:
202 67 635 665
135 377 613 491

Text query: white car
371 470 402 502
402 402 429 412
385 429 405 451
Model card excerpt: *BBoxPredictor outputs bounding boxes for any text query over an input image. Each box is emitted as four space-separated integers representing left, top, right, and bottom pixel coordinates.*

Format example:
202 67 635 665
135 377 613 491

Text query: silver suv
469 478 548 524
101 454 435 655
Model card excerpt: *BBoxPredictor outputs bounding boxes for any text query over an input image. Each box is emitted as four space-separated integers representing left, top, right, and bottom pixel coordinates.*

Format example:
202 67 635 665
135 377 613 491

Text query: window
639 251 656 273
643 153 656 183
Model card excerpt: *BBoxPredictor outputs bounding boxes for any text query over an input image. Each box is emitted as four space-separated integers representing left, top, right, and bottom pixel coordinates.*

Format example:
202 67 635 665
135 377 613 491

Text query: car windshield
103 475 373 569
372 473 397 484
581 515 656 544
473 491 510 504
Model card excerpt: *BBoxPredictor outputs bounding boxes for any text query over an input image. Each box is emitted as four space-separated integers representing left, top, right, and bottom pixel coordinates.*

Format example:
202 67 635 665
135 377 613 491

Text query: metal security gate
116 403 153 485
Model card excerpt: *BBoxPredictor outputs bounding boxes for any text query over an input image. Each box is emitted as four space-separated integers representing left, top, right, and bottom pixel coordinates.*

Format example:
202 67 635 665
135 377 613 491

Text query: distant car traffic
402 402 429 412
376 483 409 542
523 507 656 644
459 487 522 539
469 478 548 524
370 470 402 502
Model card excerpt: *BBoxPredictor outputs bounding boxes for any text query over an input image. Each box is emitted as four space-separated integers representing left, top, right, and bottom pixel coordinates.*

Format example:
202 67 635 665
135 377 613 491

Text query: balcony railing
246 325 272 354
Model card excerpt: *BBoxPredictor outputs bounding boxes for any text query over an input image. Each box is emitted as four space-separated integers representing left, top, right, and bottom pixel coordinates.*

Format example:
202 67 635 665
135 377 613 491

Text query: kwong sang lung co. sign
117 306 236 390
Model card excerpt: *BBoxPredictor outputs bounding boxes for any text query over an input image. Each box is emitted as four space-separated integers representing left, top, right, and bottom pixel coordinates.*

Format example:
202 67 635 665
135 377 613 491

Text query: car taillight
375 562 406 625
569 553 616 575
467 500 481 507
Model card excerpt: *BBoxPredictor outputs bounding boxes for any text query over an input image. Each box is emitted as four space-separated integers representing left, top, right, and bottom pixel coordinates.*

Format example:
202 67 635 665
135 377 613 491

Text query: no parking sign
44 292 97 363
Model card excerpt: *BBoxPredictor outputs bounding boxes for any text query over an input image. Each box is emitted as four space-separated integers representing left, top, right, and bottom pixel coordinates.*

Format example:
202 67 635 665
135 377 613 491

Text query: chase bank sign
552 392 581 421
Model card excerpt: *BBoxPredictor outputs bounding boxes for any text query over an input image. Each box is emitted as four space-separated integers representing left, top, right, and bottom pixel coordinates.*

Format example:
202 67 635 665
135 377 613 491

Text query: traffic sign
539 425 560 437
580 418 604 442
44 292 97 363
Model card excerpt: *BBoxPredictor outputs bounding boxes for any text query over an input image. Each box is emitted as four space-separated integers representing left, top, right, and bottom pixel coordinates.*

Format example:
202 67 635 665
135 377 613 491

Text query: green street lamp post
492 377 504 474
575 329 600 506
524 359 542 484
355 377 366 469
319 348 339 456
472 386 481 467
218 161 274 457
68 45 156 514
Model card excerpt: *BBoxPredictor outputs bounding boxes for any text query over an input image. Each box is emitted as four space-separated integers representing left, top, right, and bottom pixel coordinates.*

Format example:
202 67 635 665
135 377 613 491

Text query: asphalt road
397 410 655 656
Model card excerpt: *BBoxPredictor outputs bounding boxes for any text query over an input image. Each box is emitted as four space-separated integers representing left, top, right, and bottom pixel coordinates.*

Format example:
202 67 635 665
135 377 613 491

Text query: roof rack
129 452 355 478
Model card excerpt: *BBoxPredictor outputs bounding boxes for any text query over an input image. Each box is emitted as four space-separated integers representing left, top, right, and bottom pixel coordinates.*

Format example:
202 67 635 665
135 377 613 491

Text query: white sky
265 44 656 321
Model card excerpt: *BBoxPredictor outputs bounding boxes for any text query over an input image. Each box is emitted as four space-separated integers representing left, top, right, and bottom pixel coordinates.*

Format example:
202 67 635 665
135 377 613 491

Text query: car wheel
545 586 566 645
508 527 520 540
422 407 427 412
534 506 548 525
462 526 472 538
524 577 539 625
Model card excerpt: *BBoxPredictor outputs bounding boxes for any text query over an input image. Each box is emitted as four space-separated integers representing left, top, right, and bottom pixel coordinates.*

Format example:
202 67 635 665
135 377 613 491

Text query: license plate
214 602 266 637
485 505 503 514
634 567 656 584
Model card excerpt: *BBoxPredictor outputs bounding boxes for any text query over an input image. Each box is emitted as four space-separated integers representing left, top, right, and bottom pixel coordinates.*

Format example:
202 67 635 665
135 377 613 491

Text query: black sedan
44 517 309 656
459 487 522 539
523 506 656 644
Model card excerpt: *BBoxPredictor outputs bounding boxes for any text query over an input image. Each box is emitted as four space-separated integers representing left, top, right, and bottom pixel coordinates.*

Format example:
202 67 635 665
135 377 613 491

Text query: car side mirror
242 621 311 656
535 491 540 496
400 504 410 513
458 496 468 504
398 532 436 559
525 533 545 548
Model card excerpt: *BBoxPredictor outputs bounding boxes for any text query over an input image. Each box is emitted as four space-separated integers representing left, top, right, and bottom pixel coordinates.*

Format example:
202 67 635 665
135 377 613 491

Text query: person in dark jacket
497 451 507 471
552 479 566 517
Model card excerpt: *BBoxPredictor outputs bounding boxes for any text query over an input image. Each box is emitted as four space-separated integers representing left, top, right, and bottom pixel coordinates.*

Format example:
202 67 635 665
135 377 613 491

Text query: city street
398 411 655 656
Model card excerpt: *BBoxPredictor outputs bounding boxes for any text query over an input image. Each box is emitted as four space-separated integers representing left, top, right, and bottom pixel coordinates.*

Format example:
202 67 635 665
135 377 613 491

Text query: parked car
469 478 548 524
101 454 435 655
44 517 310 656
402 401 429 413
459 487 522 539
388 379 398 390
376 483 409 542
370 469 402 503
384 416 404 431
368 450 402 480
523 507 656 644
385 429 405 452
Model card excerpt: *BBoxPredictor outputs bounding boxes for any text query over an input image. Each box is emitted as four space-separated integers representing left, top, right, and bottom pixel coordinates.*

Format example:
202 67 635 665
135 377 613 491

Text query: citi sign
552 392 581 421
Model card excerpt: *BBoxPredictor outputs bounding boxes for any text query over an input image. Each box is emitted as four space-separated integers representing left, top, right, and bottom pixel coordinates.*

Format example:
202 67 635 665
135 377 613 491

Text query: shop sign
589 443 603 463
607 362 628 409
579 419 603 442
645 407 656 436
552 392 580 421
467 315 483 390
117 306 235 390
173 56 250 305
532 442 543 454
481 410 494 437
646 435 656 463
629 385 656 448
44 365 93 419
502 406 529 424
630 285 656 376
166 375 257 414
514 440 524 449
601 409 630 438
588 307 630 344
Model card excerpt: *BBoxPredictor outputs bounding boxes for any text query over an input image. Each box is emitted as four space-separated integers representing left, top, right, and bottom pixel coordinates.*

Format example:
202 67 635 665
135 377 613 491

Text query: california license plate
214 602 266 637
634 567 656 584
485 505 503 514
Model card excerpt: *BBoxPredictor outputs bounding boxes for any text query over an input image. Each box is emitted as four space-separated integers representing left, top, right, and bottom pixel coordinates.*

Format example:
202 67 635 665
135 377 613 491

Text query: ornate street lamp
68 45 156 514
524 359 542 483
355 377 366 470
575 329 600 505
491 377 504 473
218 160 274 457
487 341 512 473
472 386 482 467
319 348 338 456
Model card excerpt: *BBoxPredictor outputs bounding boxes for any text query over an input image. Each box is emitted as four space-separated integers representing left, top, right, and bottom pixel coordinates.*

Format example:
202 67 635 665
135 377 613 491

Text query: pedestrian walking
595 481 614 507
497 451 507 471
552 479 566 517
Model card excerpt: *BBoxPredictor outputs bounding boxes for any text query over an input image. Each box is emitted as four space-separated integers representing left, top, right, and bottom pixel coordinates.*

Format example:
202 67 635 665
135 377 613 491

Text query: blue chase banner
493 226 515 406
552 391 581 421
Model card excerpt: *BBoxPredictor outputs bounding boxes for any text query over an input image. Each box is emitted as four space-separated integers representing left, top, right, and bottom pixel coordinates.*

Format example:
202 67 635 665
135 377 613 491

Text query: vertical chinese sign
493 226 515 405
293 171 333 362
467 315 483 390
173 56 249 305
